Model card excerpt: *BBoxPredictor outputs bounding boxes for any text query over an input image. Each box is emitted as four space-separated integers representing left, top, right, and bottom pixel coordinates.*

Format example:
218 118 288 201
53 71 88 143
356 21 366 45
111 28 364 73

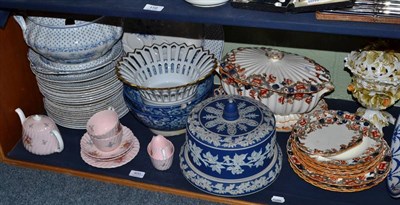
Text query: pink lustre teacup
87 108 120 139
91 128 123 152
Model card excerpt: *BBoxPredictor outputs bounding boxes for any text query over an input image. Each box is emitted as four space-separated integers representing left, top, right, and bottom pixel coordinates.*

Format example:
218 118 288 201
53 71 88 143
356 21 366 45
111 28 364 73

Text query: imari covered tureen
179 95 282 197
219 47 334 131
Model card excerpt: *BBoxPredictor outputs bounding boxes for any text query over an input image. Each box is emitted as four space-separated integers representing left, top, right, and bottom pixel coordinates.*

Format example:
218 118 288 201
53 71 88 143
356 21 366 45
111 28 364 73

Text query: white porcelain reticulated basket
117 43 218 106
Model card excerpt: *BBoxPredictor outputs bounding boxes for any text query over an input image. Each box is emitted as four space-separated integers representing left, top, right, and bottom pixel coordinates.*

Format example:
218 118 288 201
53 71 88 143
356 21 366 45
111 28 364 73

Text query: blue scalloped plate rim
387 116 400 198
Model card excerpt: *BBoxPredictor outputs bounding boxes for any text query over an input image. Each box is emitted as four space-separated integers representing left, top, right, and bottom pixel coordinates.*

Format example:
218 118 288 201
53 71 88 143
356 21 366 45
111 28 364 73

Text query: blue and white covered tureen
180 95 282 197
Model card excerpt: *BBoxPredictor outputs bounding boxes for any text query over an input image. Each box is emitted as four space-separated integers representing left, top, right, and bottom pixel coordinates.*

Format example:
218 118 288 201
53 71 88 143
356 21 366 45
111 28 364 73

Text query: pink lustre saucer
81 125 134 159
80 126 140 169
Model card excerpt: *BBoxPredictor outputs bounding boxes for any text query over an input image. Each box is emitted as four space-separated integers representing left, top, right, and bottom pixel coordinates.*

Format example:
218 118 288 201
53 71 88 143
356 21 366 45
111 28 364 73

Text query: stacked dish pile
13 15 128 129
180 95 282 197
219 47 334 132
287 110 391 192
117 42 217 136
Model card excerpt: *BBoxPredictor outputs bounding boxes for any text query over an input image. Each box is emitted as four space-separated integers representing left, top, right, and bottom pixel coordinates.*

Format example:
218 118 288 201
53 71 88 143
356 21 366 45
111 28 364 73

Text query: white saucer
81 125 134 159
80 126 140 169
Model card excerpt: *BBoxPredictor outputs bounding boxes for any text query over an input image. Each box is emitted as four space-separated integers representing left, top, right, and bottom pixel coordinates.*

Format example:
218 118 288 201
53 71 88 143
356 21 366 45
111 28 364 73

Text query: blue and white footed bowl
123 75 214 116
124 75 214 136
181 95 281 196
14 15 123 63
387 115 400 198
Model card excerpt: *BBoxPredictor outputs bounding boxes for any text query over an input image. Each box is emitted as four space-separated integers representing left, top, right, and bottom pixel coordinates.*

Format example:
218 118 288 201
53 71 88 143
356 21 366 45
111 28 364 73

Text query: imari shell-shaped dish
181 95 282 197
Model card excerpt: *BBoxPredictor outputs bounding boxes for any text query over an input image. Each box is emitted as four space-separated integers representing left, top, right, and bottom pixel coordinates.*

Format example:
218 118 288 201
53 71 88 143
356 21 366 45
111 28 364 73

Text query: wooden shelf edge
2 156 263 205
316 11 400 25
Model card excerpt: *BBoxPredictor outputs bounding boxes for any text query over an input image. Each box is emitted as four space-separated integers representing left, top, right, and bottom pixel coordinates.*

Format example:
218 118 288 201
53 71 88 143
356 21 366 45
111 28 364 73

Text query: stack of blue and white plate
14 15 128 129
180 95 282 197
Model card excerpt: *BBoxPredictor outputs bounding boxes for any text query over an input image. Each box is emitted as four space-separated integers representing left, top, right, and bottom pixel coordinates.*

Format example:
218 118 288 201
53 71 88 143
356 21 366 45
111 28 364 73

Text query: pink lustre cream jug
15 108 64 155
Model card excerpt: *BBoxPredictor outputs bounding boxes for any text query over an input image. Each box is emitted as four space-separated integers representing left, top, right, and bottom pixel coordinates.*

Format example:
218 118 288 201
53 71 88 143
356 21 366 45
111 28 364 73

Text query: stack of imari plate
287 110 391 192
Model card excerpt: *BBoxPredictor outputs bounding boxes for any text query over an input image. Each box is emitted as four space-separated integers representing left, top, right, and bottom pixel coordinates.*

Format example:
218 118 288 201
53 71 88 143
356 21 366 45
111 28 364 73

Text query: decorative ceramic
36 69 117 91
14 15 123 63
117 42 217 106
80 126 134 159
311 134 383 167
287 109 391 192
44 91 128 129
30 45 128 130
31 56 119 83
387 115 400 198
219 47 334 131
123 75 214 137
90 129 123 152
287 137 391 192
180 142 282 197
147 136 175 171
87 108 120 139
292 110 382 158
345 49 400 132
80 126 140 169
148 135 174 160
123 74 214 116
345 50 400 84
181 95 281 197
28 40 123 74
276 98 329 132
15 108 64 155
186 95 277 177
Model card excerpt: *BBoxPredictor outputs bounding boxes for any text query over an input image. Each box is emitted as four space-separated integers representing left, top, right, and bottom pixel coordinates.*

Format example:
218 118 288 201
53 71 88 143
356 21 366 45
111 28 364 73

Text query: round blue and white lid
186 95 276 149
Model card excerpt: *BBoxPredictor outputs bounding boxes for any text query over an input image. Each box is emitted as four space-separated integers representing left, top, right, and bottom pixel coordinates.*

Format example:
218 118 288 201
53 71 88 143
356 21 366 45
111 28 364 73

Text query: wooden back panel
0 16 44 160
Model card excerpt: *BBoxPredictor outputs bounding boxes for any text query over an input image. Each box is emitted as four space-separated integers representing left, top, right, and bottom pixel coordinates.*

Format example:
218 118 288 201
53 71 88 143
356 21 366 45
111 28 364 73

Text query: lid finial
223 99 239 121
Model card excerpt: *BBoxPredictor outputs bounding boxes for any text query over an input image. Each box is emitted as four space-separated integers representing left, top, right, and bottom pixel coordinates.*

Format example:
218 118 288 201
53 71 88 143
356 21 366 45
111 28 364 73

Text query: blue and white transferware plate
387 115 400 198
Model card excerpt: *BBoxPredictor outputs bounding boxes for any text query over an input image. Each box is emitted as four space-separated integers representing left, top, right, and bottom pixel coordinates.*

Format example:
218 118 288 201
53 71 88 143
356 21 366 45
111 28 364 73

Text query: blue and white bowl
127 104 189 136
14 15 123 63
123 75 214 116
124 75 214 136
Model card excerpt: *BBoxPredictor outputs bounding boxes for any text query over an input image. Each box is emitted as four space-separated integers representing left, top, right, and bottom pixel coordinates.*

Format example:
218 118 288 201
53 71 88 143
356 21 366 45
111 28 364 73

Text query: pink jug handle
51 130 64 153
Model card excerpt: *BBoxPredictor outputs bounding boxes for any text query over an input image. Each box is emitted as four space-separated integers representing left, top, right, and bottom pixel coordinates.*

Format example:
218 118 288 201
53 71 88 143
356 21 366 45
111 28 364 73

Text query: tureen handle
13 16 28 43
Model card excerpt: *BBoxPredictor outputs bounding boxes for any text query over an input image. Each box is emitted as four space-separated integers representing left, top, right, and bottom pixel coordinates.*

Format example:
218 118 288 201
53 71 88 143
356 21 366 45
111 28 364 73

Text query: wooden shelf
0 0 399 39
5 99 400 205
0 3 400 205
